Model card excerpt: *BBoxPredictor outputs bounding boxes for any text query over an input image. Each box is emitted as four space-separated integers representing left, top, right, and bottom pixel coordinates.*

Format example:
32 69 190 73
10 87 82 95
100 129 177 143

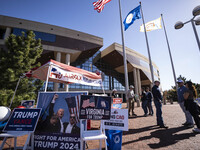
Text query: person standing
146 87 153 116
112 89 118 98
141 87 148 116
177 79 194 127
152 80 168 128
183 81 200 133
127 85 137 116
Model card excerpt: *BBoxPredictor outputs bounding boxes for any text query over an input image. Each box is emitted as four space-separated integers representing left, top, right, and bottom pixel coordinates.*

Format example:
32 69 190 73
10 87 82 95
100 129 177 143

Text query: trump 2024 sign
4 108 41 132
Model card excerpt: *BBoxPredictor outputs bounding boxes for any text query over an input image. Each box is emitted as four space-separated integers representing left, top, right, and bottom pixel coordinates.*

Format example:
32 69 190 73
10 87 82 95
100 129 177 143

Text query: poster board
34 91 87 150
3 108 41 132
103 109 128 131
79 95 111 120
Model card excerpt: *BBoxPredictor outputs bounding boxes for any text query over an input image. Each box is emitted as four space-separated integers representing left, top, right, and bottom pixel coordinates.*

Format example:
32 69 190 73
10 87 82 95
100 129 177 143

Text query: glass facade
69 52 125 92
12 28 56 42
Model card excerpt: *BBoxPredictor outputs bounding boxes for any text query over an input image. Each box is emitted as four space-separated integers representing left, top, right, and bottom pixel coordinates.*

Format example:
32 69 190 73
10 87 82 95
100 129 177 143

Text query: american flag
65 95 81 123
82 98 95 108
93 0 111 13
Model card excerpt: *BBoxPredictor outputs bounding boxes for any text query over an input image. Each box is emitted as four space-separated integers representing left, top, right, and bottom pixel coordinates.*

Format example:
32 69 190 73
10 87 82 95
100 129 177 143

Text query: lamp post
174 5 200 54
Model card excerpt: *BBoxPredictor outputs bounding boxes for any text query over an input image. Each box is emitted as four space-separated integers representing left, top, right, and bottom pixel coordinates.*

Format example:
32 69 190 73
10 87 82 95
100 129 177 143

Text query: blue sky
0 0 200 90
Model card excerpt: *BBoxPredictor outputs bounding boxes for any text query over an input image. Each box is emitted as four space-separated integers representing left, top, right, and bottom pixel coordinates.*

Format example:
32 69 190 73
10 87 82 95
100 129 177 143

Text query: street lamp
174 5 200 53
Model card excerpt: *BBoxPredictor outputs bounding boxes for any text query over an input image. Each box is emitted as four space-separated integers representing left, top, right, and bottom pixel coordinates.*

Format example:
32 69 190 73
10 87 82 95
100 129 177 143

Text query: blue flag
123 5 141 31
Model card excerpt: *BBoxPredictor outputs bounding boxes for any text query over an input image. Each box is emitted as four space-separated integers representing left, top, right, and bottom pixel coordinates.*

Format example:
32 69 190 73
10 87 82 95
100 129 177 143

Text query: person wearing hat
112 89 118 98
127 85 137 116
177 79 194 127
152 80 168 128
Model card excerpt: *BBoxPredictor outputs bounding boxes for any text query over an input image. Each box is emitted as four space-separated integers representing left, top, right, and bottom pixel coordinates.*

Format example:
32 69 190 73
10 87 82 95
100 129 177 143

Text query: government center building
0 15 160 101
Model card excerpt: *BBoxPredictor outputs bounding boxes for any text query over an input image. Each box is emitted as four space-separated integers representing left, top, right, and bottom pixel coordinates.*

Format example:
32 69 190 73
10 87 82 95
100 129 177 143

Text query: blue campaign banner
79 95 111 120
35 92 87 150
3 108 41 132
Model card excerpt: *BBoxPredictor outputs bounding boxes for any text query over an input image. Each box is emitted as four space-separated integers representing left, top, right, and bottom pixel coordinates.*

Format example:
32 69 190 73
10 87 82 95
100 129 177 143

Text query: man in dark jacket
64 113 80 134
141 87 148 116
152 80 168 128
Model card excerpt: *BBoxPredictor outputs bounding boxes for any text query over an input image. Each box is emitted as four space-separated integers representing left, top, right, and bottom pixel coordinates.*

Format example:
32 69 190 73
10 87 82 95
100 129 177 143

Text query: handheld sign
112 98 123 109
3 108 41 132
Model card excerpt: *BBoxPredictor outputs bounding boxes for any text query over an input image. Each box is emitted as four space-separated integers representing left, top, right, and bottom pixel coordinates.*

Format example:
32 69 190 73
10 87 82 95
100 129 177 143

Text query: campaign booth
0 59 123 150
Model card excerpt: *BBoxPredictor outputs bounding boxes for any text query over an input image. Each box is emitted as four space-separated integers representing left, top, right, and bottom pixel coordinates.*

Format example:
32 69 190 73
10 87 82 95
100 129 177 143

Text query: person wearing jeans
152 80 168 129
141 87 148 116
177 79 194 127
146 87 153 116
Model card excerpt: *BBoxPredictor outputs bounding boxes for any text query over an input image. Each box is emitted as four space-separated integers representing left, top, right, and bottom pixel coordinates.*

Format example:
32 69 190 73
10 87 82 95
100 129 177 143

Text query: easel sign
34 92 87 150
3 108 41 132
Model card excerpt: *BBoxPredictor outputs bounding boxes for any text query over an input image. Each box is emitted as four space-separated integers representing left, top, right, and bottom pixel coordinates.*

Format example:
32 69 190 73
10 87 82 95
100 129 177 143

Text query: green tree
0 31 43 108
166 75 200 102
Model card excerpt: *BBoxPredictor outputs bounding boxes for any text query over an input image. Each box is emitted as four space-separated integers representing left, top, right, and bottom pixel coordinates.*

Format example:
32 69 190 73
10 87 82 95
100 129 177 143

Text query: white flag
140 17 162 32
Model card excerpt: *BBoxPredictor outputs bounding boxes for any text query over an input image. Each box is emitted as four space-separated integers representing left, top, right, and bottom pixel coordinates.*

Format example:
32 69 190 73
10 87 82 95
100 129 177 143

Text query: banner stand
9 74 25 108
44 63 52 92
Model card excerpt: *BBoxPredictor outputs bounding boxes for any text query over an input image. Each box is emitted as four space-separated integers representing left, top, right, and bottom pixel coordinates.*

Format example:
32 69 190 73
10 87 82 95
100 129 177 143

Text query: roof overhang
93 43 159 84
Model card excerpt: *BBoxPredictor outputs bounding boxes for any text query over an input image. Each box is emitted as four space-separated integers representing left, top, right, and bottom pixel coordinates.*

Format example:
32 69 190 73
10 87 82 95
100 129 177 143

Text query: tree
0 31 43 108
166 75 200 102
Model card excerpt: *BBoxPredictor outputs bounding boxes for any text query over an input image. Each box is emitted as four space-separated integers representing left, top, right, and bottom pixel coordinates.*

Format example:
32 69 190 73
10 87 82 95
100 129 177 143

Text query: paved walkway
121 102 200 150
88 102 200 150
1 102 200 150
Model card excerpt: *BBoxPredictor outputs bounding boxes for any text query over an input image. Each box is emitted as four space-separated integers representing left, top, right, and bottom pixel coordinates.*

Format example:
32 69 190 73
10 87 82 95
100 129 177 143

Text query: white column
54 52 61 91
137 68 141 107
137 69 141 95
133 68 138 95
65 53 70 65
4 27 11 39
64 53 70 91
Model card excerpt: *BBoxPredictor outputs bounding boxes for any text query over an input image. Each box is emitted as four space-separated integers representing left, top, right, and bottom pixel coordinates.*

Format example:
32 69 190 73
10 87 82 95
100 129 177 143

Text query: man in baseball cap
177 79 194 127
127 85 137 116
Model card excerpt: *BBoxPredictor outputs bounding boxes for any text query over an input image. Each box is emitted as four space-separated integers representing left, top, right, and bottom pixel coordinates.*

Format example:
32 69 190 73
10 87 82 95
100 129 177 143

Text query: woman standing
183 81 200 133
112 89 118 98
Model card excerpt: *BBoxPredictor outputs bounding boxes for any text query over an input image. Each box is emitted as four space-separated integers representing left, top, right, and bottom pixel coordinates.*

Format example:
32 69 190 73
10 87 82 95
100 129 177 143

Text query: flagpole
161 14 178 92
44 63 52 92
118 0 129 105
139 2 155 85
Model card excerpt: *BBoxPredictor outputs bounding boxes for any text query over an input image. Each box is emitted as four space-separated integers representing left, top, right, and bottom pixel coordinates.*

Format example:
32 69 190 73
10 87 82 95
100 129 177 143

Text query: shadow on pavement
122 125 197 149
123 125 159 135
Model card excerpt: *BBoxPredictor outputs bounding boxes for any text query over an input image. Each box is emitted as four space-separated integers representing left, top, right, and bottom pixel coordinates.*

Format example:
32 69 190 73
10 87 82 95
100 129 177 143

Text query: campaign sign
104 109 128 131
79 95 111 120
34 132 80 150
3 108 41 132
112 98 123 109
35 92 87 150
21 100 35 108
